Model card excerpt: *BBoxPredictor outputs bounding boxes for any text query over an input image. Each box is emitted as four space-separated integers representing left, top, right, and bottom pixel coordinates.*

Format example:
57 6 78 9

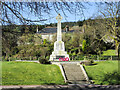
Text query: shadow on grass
88 63 97 66
101 71 120 85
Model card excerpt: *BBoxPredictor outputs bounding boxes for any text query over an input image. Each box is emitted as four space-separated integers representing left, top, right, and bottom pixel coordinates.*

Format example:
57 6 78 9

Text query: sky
17 2 99 25
2 2 108 25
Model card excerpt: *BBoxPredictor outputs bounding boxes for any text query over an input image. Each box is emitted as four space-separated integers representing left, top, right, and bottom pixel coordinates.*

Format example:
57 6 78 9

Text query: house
37 26 65 41
37 26 82 41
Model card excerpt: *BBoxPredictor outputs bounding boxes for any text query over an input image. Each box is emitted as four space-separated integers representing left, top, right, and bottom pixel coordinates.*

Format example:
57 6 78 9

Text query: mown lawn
2 61 65 85
102 49 116 56
2 61 119 85
84 60 120 85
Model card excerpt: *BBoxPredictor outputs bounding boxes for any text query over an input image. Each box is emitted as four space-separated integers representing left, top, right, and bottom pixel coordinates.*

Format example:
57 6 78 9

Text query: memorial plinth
50 14 70 61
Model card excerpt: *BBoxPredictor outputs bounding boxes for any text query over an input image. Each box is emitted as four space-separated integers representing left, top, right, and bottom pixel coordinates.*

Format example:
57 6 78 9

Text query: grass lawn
102 49 116 56
84 60 120 85
2 61 65 85
2 60 120 85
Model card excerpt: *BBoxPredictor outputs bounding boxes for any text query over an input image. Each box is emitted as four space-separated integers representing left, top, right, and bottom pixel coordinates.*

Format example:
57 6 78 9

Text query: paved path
1 85 120 90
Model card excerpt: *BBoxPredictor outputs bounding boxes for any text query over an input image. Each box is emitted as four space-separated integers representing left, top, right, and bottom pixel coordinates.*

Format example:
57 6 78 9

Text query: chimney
36 26 38 33
66 25 69 32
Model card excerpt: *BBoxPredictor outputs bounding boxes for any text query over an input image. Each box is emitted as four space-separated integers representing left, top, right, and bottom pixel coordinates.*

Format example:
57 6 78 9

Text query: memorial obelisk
50 14 70 61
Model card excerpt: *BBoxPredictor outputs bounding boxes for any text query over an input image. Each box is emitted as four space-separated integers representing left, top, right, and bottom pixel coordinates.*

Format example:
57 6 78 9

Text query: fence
72 55 119 60
2 55 119 61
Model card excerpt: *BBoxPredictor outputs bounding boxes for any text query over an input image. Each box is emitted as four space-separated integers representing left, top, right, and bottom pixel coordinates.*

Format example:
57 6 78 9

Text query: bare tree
1 1 86 25
97 2 120 58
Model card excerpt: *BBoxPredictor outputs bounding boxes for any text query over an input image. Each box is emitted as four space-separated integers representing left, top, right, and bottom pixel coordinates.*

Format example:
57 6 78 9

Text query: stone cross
56 14 62 41
56 14 63 22
49 14 70 61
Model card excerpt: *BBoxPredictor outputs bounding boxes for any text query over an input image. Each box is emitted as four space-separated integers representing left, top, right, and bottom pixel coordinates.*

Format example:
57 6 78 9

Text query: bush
2 56 17 61
75 55 84 60
39 57 49 64
90 55 97 60
21 57 31 60
82 40 87 52
2 56 8 61
46 56 50 60
99 56 109 60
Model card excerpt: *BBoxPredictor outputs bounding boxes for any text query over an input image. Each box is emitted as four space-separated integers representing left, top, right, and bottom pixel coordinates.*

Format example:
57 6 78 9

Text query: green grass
102 49 116 56
84 60 119 85
2 61 65 85
2 61 120 85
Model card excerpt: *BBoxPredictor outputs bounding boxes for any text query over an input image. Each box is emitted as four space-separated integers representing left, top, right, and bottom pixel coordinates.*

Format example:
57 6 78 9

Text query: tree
1 2 87 25
77 20 83 26
2 25 19 58
83 17 108 54
97 2 120 58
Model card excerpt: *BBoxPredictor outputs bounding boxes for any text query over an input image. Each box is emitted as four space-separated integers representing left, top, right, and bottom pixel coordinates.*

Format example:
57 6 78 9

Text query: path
1 85 120 90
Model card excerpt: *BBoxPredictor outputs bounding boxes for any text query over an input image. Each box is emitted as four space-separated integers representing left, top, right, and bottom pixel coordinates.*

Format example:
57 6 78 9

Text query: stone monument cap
56 14 63 22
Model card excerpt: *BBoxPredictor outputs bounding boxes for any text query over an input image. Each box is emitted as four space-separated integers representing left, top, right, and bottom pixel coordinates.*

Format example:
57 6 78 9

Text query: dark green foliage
2 17 118 61
61 22 78 29
15 44 52 60
77 20 83 26
77 55 84 60
88 55 97 60
39 57 49 64
99 56 109 60
2 25 19 58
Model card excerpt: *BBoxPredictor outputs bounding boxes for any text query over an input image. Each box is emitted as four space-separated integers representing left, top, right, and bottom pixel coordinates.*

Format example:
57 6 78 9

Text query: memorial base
49 50 69 61
50 41 69 61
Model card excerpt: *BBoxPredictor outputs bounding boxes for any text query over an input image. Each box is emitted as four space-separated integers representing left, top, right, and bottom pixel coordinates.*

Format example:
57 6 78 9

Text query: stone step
61 63 89 84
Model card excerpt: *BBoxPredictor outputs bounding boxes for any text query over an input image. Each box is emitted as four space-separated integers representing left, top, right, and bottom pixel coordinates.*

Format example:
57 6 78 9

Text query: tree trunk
115 41 119 60
78 48 81 54
9 57 10 62
118 44 120 60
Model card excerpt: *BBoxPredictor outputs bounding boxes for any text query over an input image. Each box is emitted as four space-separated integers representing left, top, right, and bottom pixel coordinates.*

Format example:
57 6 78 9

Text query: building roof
38 27 66 34
37 26 80 34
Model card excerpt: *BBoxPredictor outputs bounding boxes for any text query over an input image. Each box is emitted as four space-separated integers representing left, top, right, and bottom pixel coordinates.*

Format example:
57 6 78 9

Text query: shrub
43 39 47 45
39 57 49 64
99 56 108 60
46 56 50 60
2 56 16 61
75 55 84 60
21 57 31 60
2 56 8 61
90 55 97 60
82 40 87 52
